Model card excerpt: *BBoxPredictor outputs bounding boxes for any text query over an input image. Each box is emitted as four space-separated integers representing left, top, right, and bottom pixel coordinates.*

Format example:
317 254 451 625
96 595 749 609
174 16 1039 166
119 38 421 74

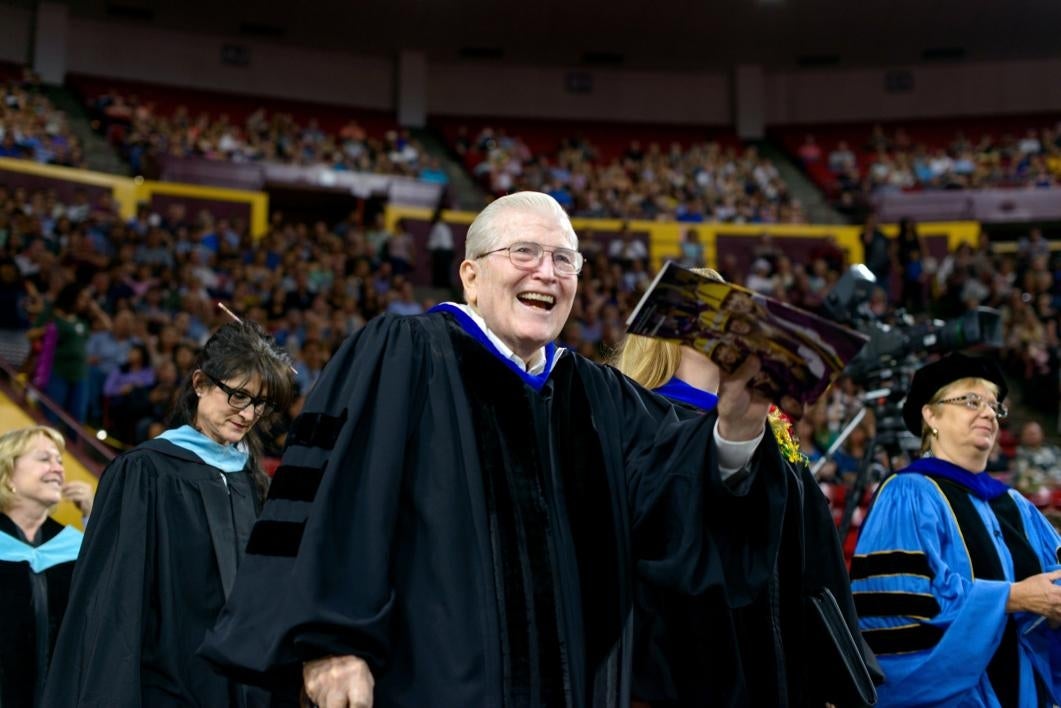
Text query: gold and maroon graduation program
626 262 868 412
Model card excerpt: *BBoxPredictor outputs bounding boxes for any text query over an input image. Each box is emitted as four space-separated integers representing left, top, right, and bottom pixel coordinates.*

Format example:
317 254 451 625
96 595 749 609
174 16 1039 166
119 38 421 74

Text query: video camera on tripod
825 265 1004 383
819 265 1004 539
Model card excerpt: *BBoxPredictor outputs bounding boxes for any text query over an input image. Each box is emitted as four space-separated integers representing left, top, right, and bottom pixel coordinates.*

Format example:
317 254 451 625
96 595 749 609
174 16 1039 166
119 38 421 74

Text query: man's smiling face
460 209 578 362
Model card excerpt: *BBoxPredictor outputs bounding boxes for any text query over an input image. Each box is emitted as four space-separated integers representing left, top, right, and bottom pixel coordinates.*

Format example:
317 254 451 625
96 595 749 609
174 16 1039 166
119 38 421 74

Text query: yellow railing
387 204 982 270
0 157 269 237
0 156 980 257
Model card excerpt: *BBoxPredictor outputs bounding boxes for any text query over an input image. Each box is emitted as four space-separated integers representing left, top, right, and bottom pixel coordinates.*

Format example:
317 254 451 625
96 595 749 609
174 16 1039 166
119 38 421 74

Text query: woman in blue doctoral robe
853 353 1061 707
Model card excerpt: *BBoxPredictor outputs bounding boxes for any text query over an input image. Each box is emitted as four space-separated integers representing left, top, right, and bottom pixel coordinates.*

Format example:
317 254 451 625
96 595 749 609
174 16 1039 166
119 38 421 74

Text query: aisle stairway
410 127 489 211
42 84 130 176
757 140 846 225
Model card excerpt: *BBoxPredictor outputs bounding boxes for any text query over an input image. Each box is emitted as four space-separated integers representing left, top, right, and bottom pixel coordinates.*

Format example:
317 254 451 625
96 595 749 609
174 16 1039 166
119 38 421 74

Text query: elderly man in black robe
201 191 862 707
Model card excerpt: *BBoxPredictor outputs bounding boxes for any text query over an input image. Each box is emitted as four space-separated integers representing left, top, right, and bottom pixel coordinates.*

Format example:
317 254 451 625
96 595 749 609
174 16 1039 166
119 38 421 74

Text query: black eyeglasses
477 241 583 276
203 372 275 416
934 393 1008 419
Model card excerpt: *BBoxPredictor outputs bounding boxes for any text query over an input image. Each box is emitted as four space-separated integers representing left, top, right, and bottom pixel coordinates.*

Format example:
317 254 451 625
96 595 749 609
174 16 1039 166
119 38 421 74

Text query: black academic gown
632 398 880 707
42 438 264 708
0 515 76 708
201 312 785 708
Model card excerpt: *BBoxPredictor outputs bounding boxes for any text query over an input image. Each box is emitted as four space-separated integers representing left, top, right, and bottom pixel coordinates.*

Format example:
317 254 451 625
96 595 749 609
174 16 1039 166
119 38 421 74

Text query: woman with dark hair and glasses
43 321 295 708
852 352 1061 707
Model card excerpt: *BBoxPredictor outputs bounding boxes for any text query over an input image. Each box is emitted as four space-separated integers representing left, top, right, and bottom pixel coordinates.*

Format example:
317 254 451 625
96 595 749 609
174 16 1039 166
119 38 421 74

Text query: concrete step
43 84 131 176
757 140 846 225
410 126 489 211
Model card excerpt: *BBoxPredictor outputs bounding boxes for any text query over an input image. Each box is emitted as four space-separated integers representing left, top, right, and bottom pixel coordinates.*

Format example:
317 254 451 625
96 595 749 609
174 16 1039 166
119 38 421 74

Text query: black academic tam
201 312 784 708
42 438 266 708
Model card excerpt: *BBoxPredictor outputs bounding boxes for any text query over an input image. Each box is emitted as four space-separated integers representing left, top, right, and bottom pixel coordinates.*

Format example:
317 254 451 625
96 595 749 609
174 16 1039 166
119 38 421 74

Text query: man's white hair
464 192 578 260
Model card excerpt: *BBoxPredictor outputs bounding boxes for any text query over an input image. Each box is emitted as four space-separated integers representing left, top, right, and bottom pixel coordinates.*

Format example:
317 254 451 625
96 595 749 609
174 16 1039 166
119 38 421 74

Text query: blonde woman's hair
612 267 724 390
919 377 1000 454
0 426 65 511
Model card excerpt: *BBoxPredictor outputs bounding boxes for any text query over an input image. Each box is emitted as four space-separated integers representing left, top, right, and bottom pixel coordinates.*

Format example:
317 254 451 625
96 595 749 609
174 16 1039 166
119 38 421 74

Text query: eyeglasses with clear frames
933 392 1008 419
204 372 276 416
477 241 583 276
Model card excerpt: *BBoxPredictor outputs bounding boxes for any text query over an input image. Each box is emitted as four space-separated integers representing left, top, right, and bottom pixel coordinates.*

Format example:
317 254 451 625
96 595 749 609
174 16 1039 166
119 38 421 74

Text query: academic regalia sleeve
199 314 430 688
619 376 786 608
40 452 157 708
1012 491 1061 575
851 474 1011 706
797 462 885 694
1012 492 1061 699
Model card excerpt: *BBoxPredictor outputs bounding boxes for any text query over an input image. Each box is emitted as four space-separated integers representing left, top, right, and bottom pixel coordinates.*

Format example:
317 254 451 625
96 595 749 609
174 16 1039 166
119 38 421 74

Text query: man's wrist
717 418 765 442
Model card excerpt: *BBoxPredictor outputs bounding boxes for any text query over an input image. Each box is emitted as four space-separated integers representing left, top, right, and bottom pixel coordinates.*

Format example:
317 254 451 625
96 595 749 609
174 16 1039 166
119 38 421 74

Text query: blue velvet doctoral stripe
429 304 559 392
899 456 1010 500
654 376 719 412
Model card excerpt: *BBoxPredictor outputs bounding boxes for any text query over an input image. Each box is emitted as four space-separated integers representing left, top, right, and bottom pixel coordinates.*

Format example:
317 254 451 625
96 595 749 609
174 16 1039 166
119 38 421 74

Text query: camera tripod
813 382 921 543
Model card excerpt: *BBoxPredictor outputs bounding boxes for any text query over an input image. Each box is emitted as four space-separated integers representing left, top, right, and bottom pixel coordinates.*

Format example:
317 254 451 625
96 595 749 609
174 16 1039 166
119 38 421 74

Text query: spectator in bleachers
797 134 822 165
745 258 777 295
426 205 455 289
0 133 19 157
1012 421 1061 498
364 211 392 263
101 342 156 442
1018 226 1051 263
860 213 892 296
14 235 48 285
291 338 327 396
28 283 112 426
895 218 929 312
384 218 416 276
608 224 648 266
85 309 138 426
828 140 857 174
417 156 449 184
385 280 424 317
135 356 179 441
677 227 705 268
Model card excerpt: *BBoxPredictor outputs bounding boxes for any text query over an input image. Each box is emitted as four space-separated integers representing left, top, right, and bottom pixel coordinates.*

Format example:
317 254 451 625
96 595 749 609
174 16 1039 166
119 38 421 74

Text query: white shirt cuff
714 421 765 481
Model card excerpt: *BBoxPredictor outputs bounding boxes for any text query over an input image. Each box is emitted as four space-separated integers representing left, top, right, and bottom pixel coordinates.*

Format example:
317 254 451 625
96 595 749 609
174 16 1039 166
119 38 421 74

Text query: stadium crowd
83 88 449 184
0 68 85 168
797 121 1061 212
453 124 807 222
1 183 1057 509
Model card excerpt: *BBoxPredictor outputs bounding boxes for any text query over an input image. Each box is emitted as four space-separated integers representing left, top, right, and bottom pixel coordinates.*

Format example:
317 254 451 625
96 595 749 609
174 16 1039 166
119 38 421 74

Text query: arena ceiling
47 0 1061 71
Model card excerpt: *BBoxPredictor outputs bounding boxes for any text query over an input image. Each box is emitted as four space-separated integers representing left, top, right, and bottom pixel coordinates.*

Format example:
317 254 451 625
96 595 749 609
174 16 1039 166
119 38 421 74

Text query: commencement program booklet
625 262 868 411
